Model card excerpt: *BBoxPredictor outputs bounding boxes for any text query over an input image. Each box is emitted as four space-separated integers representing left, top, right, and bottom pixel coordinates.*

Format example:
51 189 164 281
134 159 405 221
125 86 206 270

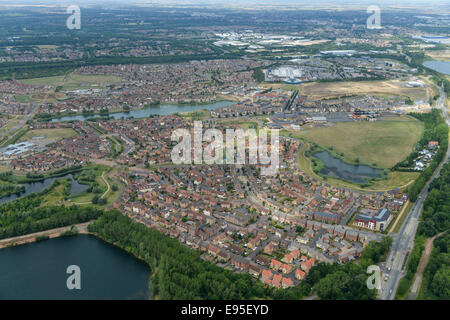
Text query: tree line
0 180 103 239
401 110 449 202
88 210 392 300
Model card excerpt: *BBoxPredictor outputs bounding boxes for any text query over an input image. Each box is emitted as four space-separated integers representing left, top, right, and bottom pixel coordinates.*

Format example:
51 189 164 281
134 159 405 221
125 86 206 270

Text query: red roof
271 259 281 267
273 274 282 282
295 269 306 279
282 277 293 286
291 249 300 258
261 269 272 278
281 264 291 272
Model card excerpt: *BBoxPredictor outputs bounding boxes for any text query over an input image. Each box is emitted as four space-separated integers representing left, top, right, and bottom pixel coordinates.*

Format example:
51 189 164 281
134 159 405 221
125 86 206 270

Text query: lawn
63 167 121 207
300 80 428 101
293 116 423 168
0 115 23 135
216 118 259 130
179 109 211 121
17 128 78 142
20 74 122 90
425 50 450 61
14 94 32 103
39 182 67 207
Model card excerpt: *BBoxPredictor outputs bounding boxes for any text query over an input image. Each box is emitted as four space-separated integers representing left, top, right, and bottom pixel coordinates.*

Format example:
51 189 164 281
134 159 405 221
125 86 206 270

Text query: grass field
14 94 32 102
262 83 302 91
291 116 423 168
295 141 419 191
299 80 428 100
389 201 413 233
39 181 68 207
0 115 23 135
17 128 77 142
20 74 122 90
36 45 59 49
425 50 450 61
216 119 259 130
179 109 211 121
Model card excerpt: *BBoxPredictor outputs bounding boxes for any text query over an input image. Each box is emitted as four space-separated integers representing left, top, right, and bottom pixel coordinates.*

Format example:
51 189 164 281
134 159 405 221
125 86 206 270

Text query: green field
18 128 78 143
179 109 211 121
20 74 122 90
14 94 32 102
0 115 23 135
293 116 423 168
217 118 259 130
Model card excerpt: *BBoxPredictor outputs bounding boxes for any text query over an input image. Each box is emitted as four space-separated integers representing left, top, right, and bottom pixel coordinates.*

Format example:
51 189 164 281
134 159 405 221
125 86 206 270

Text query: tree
430 267 450 299
314 270 350 299
92 195 99 204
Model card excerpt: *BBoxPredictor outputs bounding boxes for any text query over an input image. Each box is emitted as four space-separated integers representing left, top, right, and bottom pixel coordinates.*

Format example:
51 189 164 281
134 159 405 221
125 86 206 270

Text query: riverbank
0 221 91 249
37 99 236 122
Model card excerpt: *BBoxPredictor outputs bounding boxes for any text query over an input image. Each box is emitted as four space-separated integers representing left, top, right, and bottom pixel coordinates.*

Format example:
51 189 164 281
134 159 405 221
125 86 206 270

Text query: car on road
389 289 393 295
384 275 389 281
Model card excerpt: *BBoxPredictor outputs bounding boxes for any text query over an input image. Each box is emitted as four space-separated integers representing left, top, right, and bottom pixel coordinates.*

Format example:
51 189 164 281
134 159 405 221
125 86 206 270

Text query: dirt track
0 222 91 250
408 231 446 299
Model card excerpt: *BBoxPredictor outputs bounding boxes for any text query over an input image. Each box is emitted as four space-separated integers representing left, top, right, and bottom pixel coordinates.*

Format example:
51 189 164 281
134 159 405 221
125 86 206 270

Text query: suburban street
379 85 449 300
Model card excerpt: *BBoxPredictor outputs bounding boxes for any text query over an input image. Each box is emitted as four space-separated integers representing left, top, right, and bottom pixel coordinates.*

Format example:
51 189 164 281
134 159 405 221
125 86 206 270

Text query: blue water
314 150 382 184
423 60 450 75
0 174 87 204
51 100 235 122
0 234 150 300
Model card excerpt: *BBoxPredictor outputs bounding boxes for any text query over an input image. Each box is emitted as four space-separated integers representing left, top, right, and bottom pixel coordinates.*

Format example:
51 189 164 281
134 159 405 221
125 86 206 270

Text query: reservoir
314 150 382 184
0 234 150 299
423 60 450 75
51 100 235 122
0 173 88 204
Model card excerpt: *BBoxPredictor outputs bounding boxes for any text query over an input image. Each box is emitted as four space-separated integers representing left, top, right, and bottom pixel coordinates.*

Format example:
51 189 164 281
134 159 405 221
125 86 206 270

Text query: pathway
407 231 446 299
0 222 91 249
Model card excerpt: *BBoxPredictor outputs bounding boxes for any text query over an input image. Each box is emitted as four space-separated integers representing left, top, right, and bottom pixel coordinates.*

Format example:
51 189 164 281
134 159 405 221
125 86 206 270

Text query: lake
423 60 450 75
51 100 235 122
314 150 382 184
0 234 150 299
0 173 88 204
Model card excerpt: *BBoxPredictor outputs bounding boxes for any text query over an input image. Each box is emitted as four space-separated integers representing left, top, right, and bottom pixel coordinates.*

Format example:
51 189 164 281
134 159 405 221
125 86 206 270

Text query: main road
379 85 449 300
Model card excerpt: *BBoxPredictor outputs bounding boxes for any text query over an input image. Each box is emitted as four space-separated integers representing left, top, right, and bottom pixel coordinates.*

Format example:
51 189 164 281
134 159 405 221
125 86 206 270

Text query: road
0 108 39 144
379 85 449 300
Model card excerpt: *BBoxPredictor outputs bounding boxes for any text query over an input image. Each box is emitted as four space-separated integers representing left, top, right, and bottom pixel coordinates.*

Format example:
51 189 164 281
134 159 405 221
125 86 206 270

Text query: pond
423 60 450 75
51 100 235 122
0 234 150 300
0 173 88 204
313 150 382 184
